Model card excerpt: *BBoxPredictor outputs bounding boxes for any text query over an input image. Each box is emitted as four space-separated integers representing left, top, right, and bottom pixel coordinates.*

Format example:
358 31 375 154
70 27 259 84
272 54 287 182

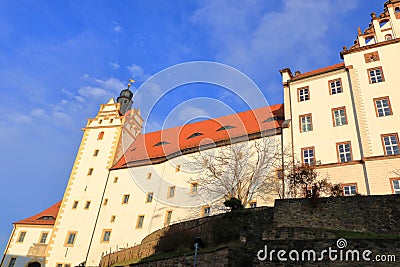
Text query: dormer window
385 34 393 41
38 216 55 220
216 125 236 131
187 132 204 139
154 141 170 147
263 116 285 123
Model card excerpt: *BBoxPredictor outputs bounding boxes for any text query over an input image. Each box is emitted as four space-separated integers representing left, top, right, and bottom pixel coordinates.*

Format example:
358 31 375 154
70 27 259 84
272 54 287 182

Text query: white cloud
178 106 210 122
78 86 108 98
113 25 122 33
192 0 359 85
109 61 120 69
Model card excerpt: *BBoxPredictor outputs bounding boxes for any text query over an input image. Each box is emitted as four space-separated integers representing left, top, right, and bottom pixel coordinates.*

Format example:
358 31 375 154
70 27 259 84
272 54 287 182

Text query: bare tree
185 137 284 207
286 164 342 198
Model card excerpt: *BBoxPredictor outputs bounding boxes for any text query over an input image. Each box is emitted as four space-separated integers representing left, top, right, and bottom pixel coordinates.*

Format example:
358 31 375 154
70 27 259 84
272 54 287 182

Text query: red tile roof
14 201 61 225
291 62 345 81
112 104 284 169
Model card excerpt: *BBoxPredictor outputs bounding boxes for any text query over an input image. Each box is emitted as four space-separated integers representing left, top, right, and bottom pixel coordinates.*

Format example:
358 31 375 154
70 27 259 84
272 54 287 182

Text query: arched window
385 34 393 41
98 131 104 140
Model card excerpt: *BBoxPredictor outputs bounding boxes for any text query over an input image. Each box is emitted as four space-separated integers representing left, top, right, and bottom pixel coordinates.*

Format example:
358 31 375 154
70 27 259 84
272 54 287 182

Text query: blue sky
0 0 385 253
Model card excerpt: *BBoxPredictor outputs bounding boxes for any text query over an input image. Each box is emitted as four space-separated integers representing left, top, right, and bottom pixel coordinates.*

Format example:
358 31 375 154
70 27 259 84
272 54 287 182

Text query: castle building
2 1 400 266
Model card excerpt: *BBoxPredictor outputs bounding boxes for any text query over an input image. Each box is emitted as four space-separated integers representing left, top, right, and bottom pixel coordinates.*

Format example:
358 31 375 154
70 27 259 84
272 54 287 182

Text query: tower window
17 231 26 243
110 215 116 223
167 186 175 198
202 206 211 217
65 231 77 246
93 149 99 157
122 194 130 204
97 131 104 140
165 210 173 226
175 165 181 172
99 120 103 124
190 182 198 193
84 201 91 209
146 192 153 203
72 201 78 209
87 168 93 176
39 232 48 244
101 230 111 242
136 215 145 229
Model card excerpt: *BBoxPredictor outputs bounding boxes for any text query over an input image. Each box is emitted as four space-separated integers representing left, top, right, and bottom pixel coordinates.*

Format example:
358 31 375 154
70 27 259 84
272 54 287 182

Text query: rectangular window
249 201 257 208
329 79 342 94
390 178 400 194
368 67 384 83
165 210 172 226
122 194 130 204
17 231 26 243
382 134 400 155
56 264 62 267
65 264 71 267
136 215 145 229
8 258 16 267
110 215 116 223
332 107 348 126
84 201 91 209
93 149 99 156
202 206 211 217
87 168 93 176
167 186 175 198
147 172 152 179
299 114 312 132
297 87 310 102
113 177 118 183
190 182 198 193
337 142 352 162
39 232 48 244
72 201 78 209
175 165 181 172
301 147 315 166
101 230 111 242
343 183 357 196
146 192 153 203
65 231 77 246
103 199 108 206
374 97 392 117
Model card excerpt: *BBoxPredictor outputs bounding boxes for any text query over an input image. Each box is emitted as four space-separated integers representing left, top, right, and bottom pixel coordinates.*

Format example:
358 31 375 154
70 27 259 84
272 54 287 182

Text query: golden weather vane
127 78 135 89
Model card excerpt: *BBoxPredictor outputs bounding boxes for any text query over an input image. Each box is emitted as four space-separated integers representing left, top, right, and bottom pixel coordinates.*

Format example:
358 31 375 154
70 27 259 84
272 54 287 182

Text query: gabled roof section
112 104 284 169
14 201 61 225
290 63 345 81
